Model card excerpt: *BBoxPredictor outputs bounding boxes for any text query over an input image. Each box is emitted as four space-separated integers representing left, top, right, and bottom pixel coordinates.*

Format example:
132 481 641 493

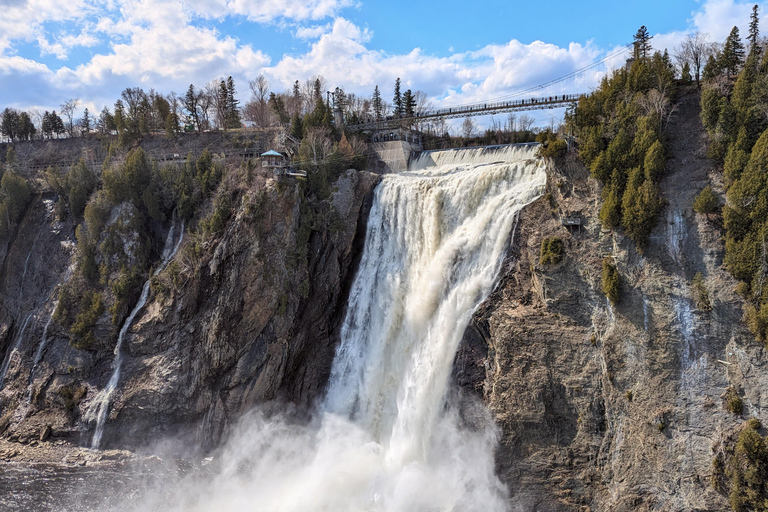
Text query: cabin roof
261 150 283 157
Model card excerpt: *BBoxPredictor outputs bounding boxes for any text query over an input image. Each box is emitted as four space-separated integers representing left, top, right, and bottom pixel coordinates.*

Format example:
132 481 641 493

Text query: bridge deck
347 93 583 131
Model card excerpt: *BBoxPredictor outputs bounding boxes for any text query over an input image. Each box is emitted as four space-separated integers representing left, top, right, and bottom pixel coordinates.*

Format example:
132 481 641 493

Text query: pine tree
292 80 301 116
218 79 229 130
42 111 52 139
633 26 653 60
184 84 200 132
81 108 92 134
702 54 722 81
681 62 693 83
372 85 383 121
721 26 746 76
393 78 402 117
749 4 760 53
402 89 415 118
1 108 19 142
226 76 240 129
114 101 126 134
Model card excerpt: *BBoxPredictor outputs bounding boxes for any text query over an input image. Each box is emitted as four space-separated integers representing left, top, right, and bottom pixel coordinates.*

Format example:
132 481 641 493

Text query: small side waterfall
85 217 184 449
0 312 35 391
18 220 44 300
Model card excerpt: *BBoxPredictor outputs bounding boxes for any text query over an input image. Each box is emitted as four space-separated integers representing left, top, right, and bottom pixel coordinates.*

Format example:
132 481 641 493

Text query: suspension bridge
344 43 633 131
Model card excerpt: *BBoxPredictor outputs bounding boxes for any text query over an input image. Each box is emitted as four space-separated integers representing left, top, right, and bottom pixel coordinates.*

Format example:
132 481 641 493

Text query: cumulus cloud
4 0 767 127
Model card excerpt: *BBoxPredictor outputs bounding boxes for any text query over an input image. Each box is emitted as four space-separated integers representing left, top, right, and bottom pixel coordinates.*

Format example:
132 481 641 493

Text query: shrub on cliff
0 169 31 236
693 186 720 215
539 237 564 265
601 258 620 305
692 272 712 311
712 420 768 512
70 291 104 350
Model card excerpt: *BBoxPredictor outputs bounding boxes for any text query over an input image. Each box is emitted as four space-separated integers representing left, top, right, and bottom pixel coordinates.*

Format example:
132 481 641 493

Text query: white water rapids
135 144 546 512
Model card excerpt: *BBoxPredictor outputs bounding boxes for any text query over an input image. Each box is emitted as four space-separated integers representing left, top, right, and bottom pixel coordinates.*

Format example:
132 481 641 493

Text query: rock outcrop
457 86 758 510
0 163 379 453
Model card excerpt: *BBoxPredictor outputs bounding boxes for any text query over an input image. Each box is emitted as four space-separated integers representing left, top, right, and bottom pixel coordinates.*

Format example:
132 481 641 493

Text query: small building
261 150 287 170
561 212 583 232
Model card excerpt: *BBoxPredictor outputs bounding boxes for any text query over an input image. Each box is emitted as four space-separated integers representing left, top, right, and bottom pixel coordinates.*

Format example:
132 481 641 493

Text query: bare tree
246 75 271 127
413 90 433 131
205 80 224 129
60 98 80 137
199 84 215 131
302 75 327 111
518 114 535 131
461 116 475 138
506 113 517 132
299 126 333 166
29 108 43 140
675 32 714 85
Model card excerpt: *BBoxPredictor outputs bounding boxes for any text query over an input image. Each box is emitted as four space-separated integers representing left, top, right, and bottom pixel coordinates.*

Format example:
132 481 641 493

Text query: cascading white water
18 220 45 300
0 312 35 391
324 143 546 466
148 144 546 512
85 216 185 449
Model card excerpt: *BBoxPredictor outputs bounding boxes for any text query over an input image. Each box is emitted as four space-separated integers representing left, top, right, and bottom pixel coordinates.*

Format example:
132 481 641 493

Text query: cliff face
0 164 379 453
0 89 761 510
458 87 759 510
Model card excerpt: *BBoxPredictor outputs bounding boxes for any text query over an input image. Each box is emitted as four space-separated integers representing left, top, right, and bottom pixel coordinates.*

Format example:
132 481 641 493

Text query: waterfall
19 219 44 300
85 216 184 449
157 144 545 512
0 312 35 391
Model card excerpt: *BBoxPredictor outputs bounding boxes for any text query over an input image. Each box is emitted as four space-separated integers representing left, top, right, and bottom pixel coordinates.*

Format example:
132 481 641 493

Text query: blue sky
0 0 765 129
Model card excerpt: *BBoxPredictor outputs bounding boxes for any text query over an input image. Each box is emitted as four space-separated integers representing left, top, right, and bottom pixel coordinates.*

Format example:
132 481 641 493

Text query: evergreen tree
1 108 19 142
42 111 52 139
50 111 65 138
290 112 303 140
681 62 693 83
393 78 403 117
292 80 301 116
98 107 115 135
226 76 240 129
372 85 383 121
218 79 229 130
114 100 126 134
184 84 201 132
268 92 289 125
15 112 35 141
721 26 746 76
633 26 653 60
702 54 723 81
81 108 92 135
402 89 416 118
749 4 760 53
693 186 720 215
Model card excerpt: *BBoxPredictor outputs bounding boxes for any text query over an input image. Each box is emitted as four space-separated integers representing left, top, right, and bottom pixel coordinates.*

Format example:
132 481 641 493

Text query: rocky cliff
0 87 762 511
0 151 379 453
456 87 759 511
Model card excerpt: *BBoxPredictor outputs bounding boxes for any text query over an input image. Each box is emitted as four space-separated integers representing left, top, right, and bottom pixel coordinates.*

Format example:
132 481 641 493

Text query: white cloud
7 0 768 130
692 0 756 42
